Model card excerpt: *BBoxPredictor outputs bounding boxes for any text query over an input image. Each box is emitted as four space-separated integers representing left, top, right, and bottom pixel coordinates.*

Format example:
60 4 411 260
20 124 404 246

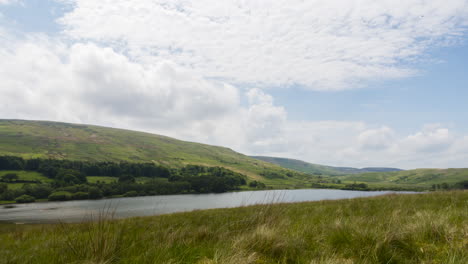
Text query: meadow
0 191 466 264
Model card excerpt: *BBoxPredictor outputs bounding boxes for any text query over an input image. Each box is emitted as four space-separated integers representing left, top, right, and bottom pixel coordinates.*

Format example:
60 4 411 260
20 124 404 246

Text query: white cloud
0 36 240 137
398 124 454 153
1 2 468 169
57 0 468 90
0 0 18 5
358 126 395 151
1 36 467 169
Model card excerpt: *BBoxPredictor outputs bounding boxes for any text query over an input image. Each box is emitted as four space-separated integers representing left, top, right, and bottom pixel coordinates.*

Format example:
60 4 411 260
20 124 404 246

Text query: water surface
0 189 410 223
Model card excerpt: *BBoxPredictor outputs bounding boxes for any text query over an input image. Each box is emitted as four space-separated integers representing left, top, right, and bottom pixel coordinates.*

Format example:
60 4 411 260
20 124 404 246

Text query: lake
0 189 412 224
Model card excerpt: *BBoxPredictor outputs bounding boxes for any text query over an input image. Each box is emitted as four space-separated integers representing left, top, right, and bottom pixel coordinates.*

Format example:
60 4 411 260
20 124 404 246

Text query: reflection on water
0 189 411 223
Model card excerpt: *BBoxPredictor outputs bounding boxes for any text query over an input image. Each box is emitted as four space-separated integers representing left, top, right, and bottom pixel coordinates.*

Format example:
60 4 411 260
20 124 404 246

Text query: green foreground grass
1 191 467 264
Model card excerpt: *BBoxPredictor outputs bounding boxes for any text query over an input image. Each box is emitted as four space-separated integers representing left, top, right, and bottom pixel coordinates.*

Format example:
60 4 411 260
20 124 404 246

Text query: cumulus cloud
57 0 468 90
1 2 468 169
399 124 454 153
0 36 240 136
0 36 466 169
358 126 395 151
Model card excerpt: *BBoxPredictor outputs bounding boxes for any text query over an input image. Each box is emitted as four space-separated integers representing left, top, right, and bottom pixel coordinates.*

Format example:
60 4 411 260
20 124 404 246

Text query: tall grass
0 191 467 263
57 206 125 263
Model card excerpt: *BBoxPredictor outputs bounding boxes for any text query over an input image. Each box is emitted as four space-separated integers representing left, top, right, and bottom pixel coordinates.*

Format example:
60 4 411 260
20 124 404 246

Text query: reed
0 191 466 263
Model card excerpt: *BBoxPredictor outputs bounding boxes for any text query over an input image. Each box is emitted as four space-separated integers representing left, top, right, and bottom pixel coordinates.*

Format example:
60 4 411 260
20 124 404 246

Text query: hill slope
338 168 468 189
0 120 291 180
251 156 402 175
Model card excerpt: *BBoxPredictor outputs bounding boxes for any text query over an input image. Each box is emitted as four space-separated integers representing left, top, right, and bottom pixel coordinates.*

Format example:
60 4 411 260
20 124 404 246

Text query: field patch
86 176 117 184
0 170 50 183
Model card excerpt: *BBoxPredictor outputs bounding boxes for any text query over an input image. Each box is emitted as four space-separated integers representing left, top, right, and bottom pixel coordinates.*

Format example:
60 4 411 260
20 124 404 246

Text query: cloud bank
59 0 468 90
1 1 468 168
1 33 468 169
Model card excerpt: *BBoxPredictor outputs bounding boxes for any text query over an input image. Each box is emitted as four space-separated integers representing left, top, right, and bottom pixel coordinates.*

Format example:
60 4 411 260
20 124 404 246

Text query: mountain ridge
0 119 297 181
250 156 402 175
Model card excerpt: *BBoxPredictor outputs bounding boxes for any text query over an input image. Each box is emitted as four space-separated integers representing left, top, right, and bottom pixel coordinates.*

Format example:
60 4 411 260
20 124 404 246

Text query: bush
88 187 103 199
1 173 18 183
48 191 72 201
123 191 138 197
455 180 468 189
71 192 89 200
15 194 35 203
249 181 266 189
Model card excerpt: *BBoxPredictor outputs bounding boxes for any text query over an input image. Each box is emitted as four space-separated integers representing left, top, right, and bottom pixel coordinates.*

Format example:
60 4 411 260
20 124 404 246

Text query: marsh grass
0 191 467 263
57 205 126 264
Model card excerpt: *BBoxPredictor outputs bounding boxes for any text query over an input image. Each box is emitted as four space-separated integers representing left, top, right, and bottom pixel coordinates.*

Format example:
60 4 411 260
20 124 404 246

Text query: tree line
0 156 247 203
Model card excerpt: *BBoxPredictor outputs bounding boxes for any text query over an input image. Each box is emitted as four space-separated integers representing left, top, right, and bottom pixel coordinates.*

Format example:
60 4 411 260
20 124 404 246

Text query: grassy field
86 176 118 184
338 168 468 189
0 120 301 182
0 170 51 191
0 170 50 183
0 191 466 263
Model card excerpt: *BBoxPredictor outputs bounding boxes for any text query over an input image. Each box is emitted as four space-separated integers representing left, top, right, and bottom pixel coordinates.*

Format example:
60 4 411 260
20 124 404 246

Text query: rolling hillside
0 120 295 180
251 156 402 175
337 168 468 189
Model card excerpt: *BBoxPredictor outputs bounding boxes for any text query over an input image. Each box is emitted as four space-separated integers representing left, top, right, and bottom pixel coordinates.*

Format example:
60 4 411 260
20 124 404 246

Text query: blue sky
271 43 468 133
0 0 65 34
1 0 468 168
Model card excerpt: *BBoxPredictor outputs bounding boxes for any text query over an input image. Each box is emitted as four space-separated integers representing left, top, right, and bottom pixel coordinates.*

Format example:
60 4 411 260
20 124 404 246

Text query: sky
1 0 468 169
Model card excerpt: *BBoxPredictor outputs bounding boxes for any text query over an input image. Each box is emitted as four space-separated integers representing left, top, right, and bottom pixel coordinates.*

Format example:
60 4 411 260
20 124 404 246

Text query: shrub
48 191 72 201
123 191 138 197
88 187 103 199
455 180 468 189
249 181 266 189
1 173 18 183
15 194 35 203
72 192 89 200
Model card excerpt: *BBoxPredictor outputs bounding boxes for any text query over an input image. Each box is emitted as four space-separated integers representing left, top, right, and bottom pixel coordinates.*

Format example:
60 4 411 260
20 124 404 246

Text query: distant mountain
0 120 296 180
250 156 402 175
332 167 404 174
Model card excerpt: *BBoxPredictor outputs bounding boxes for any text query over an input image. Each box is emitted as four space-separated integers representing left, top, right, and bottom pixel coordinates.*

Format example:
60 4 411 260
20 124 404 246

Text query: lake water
0 189 411 224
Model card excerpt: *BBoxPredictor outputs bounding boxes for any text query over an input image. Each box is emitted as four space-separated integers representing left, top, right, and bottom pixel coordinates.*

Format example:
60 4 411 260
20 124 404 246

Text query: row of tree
0 156 249 202
0 156 171 179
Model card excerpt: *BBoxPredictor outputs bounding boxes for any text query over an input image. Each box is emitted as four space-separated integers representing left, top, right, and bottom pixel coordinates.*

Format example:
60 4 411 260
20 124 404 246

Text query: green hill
251 156 402 175
338 168 468 189
0 120 295 181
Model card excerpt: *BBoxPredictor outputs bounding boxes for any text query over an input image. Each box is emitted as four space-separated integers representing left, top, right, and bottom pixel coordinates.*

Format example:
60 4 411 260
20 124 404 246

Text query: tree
88 187 103 199
455 180 468 189
1 173 19 183
48 191 72 201
15 194 35 203
118 174 136 183
0 183 7 193
123 190 138 197
71 192 89 200
249 180 266 189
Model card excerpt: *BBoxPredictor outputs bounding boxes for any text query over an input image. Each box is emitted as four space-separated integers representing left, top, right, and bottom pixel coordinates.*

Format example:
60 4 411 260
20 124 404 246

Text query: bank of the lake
0 191 468 264
0 189 412 223
1 191 466 264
